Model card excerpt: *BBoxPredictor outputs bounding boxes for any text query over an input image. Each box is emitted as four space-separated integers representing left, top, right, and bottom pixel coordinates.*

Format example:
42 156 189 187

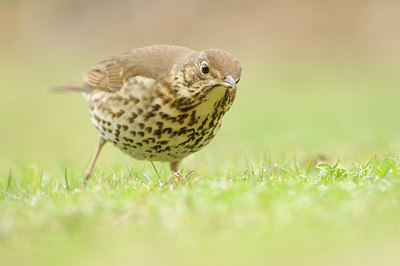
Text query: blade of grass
124 162 134 180
332 157 341 169
306 157 313 177
64 168 70 191
39 170 43 190
150 160 161 182
6 167 12 192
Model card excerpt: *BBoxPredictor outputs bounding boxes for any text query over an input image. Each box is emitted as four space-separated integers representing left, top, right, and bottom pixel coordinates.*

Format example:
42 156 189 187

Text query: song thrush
52 45 242 180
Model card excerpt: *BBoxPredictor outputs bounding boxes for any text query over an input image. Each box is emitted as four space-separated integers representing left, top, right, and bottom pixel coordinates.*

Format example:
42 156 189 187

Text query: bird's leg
169 161 181 173
85 137 106 181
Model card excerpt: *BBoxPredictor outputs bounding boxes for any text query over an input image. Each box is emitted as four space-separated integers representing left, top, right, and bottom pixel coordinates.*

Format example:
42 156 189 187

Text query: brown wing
83 45 197 92
84 55 126 92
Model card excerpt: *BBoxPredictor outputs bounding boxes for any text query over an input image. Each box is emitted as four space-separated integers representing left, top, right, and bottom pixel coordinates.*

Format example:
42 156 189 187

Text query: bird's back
84 45 196 91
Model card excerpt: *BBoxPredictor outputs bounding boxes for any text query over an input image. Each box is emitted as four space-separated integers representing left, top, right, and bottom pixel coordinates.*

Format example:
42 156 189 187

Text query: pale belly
87 87 232 162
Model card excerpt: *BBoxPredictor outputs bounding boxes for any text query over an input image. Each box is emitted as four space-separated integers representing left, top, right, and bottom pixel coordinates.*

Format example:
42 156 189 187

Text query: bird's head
171 48 242 98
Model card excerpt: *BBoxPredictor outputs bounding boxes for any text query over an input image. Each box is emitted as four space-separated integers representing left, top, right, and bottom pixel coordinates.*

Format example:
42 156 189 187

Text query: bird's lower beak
223 75 237 90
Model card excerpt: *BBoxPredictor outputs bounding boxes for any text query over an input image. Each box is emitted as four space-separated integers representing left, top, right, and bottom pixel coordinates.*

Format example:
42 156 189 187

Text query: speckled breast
87 81 236 162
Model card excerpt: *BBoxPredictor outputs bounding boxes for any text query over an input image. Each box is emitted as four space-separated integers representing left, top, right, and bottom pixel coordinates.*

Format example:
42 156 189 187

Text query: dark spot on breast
137 108 143 115
145 127 152 133
128 94 140 104
130 130 136 137
160 112 170 120
138 123 145 129
123 137 134 143
194 136 204 146
198 116 209 130
178 127 187 135
151 145 162 150
130 112 138 120
162 98 171 104
188 110 197 126
144 112 156 121
152 104 161 111
177 114 189 124
116 109 125 118
153 129 162 137
145 137 155 143
180 105 199 112
162 127 172 134
138 131 145 137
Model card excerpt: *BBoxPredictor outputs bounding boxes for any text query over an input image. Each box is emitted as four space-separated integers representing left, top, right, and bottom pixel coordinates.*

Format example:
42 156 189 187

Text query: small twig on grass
167 169 196 188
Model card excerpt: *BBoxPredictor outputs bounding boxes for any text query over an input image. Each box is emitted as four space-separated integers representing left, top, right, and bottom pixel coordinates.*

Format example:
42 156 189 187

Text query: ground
1 52 400 266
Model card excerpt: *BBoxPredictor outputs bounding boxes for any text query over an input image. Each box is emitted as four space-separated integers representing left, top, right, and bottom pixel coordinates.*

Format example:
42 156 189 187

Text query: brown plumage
52 45 242 180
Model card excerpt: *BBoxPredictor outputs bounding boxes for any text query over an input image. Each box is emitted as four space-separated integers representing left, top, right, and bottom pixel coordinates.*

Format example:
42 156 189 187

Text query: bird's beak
223 75 237 90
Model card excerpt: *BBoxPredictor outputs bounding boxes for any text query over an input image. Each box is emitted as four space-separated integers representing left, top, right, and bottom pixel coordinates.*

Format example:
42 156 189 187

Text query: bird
52 45 242 181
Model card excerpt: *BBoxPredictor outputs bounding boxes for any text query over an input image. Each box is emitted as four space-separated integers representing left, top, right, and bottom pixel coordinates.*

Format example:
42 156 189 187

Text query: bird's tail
50 82 90 93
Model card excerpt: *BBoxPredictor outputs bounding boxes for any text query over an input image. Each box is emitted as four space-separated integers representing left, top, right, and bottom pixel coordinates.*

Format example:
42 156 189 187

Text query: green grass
1 51 400 265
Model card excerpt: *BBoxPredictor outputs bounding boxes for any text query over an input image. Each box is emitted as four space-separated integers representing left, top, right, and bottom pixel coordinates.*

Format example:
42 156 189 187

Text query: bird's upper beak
223 75 237 90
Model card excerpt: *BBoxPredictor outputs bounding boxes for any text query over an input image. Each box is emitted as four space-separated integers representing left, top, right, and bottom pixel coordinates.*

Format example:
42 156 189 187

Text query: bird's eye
201 62 210 74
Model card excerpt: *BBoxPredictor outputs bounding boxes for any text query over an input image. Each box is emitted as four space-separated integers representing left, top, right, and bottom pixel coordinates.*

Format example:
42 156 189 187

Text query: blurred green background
1 1 400 265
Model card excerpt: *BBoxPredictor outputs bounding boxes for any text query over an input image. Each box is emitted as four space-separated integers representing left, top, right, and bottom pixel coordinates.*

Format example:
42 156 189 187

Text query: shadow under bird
52 45 242 181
